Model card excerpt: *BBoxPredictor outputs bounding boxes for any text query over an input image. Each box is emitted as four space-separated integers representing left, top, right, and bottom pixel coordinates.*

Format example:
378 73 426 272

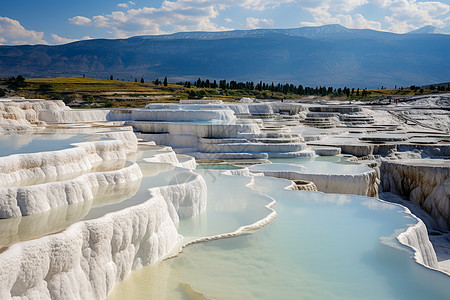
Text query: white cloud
297 0 448 32
51 34 78 44
51 34 92 45
0 16 47 45
382 0 450 32
352 13 383 29
246 17 274 29
300 0 369 13
69 16 92 26
70 0 235 37
67 0 450 38
300 11 382 30
218 0 293 11
297 0 383 30
117 1 136 9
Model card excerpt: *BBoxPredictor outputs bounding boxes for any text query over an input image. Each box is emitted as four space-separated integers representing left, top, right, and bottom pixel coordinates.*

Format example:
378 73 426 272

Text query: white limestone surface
222 103 251 115
0 139 128 188
397 216 439 269
0 163 142 218
176 155 197 169
0 151 207 299
248 163 378 197
199 142 307 153
143 150 182 166
135 104 236 124
381 159 450 230
96 130 138 154
248 103 273 114
0 99 66 132
129 121 261 138
0 190 180 299
156 170 207 226
39 109 110 123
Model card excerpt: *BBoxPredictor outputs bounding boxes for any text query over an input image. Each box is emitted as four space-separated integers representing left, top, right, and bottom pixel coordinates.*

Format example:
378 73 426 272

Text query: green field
1 77 446 108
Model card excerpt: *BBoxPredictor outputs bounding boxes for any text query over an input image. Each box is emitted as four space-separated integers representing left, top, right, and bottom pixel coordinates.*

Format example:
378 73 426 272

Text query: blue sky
1 0 450 45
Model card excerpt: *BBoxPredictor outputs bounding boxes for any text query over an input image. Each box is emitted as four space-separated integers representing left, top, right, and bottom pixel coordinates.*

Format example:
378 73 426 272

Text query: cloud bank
0 17 47 45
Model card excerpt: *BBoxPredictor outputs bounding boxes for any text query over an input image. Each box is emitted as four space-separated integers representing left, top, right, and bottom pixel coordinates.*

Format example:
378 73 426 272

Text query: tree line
177 77 370 97
109 75 168 87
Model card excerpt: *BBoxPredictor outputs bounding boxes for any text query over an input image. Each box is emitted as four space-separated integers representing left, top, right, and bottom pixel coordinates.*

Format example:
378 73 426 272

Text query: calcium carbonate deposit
0 95 449 299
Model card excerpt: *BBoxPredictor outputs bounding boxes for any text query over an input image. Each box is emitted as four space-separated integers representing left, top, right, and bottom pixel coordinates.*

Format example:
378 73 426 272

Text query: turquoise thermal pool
1 131 449 300
0 133 94 156
269 157 370 175
177 169 274 243
108 173 450 300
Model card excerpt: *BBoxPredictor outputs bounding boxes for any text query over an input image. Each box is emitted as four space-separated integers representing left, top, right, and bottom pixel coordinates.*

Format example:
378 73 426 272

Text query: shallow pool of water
108 176 450 300
178 169 273 242
258 159 371 175
0 133 94 157
196 164 242 170
270 156 357 165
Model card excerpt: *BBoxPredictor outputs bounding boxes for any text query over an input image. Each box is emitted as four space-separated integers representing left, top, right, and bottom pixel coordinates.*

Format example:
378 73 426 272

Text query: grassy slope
4 77 445 108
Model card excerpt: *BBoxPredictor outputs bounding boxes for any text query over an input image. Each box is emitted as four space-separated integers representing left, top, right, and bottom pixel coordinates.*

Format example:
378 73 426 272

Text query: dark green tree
163 77 168 87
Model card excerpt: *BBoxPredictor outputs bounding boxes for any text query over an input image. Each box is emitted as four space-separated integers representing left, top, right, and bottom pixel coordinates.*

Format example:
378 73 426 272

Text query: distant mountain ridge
407 25 449 35
135 24 391 40
0 24 449 88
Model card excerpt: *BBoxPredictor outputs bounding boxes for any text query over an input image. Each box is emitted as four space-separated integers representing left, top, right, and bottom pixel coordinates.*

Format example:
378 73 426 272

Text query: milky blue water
0 134 93 157
83 164 186 220
270 156 357 164
178 169 273 242
109 172 450 300
196 164 242 170
269 156 371 175
3 133 448 300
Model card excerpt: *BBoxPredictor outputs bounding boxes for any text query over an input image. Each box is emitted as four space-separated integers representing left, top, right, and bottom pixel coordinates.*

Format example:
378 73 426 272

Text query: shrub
104 100 114 107
86 95 95 103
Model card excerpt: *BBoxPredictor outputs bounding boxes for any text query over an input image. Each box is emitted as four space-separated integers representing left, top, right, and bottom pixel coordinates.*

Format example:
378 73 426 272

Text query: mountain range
0 24 449 88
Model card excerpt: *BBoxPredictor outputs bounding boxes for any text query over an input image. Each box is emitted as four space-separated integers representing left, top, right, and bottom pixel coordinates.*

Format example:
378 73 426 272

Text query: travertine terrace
0 94 449 299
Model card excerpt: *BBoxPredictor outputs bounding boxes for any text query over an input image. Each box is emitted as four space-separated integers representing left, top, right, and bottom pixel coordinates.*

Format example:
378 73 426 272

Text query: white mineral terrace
0 96 449 299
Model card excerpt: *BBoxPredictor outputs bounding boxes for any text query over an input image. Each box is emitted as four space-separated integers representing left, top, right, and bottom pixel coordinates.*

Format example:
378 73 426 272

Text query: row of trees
106 75 450 96
178 78 369 97
5 75 27 88
109 75 168 86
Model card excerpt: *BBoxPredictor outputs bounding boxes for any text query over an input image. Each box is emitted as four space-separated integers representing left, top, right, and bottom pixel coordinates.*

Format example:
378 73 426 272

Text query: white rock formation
381 159 450 230
0 163 142 218
0 136 207 299
397 214 439 269
0 139 128 188
128 103 315 159
249 163 378 197
0 190 179 299
0 99 66 132
157 170 207 225
133 106 236 124
96 130 138 154
39 109 110 123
